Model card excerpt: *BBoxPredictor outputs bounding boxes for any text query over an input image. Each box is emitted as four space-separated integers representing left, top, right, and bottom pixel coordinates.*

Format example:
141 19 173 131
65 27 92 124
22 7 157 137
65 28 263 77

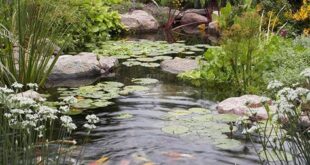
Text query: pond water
71 65 259 165
47 33 260 164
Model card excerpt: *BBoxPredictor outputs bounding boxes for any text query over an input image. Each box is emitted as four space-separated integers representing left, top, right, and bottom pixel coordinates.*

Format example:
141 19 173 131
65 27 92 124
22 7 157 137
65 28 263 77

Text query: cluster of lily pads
94 40 209 68
46 78 159 115
161 107 245 151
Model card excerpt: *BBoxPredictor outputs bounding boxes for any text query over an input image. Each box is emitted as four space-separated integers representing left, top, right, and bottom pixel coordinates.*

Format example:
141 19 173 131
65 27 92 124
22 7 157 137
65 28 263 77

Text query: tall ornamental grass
0 0 67 87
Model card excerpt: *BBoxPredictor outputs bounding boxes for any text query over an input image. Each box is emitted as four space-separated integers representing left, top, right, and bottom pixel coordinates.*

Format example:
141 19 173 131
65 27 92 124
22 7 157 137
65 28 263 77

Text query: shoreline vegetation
0 0 309 164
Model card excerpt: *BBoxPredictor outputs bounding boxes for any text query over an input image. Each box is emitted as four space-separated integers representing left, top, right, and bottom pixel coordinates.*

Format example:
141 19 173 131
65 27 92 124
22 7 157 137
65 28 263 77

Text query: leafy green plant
61 0 124 52
0 0 68 87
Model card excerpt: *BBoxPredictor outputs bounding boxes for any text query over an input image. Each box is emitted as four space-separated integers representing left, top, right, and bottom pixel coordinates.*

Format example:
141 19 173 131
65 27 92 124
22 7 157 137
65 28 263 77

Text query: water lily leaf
190 48 204 52
188 107 211 114
43 101 60 108
162 125 189 135
79 91 106 99
72 99 94 109
91 101 114 108
191 114 213 122
114 113 133 119
114 55 131 59
213 138 244 150
153 56 173 60
213 114 240 123
120 85 149 95
122 61 142 67
182 51 195 55
64 108 83 115
136 57 158 62
258 150 293 162
131 78 159 85
168 109 192 117
140 63 160 68
103 81 124 88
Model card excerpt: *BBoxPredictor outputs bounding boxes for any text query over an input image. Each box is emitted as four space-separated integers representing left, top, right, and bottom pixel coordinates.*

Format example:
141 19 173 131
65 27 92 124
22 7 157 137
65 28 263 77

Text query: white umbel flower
86 114 100 124
267 80 283 90
83 123 96 130
12 82 23 89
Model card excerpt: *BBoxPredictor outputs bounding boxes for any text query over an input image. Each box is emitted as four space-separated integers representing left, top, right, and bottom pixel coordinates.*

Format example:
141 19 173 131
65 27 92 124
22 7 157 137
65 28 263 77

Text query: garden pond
45 34 261 165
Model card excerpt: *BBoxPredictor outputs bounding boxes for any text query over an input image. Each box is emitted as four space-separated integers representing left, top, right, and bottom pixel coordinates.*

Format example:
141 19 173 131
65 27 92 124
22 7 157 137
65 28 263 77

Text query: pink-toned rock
216 95 273 120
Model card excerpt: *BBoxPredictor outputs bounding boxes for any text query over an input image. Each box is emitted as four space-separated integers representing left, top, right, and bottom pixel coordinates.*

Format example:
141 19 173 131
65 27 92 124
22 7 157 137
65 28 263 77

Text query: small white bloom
60 115 76 131
59 105 69 113
86 114 100 124
83 123 96 130
12 82 23 89
10 108 25 115
0 86 14 94
4 113 12 118
267 80 283 90
38 106 59 120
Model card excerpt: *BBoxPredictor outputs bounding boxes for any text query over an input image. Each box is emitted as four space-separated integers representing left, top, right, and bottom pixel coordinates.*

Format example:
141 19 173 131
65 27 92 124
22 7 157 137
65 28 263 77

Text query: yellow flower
291 0 310 21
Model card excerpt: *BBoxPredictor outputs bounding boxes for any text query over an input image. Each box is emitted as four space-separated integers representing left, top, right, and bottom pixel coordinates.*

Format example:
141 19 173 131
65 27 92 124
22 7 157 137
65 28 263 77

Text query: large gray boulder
121 10 159 33
180 12 209 34
160 57 199 74
216 95 274 120
48 52 118 80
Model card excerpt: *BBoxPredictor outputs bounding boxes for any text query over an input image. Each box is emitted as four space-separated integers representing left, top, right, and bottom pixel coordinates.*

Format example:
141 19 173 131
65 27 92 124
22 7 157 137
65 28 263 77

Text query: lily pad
213 138 244 151
131 78 159 85
91 101 114 108
153 56 173 61
182 51 195 55
114 113 133 119
168 109 192 117
64 108 83 115
72 99 94 109
122 61 142 67
213 114 240 123
140 63 160 68
136 57 158 62
120 85 149 95
162 125 189 135
188 107 211 114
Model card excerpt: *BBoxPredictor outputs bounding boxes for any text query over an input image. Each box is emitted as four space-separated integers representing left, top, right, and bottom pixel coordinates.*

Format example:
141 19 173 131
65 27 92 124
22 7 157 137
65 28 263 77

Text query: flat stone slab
160 57 199 74
216 95 274 120
48 52 118 80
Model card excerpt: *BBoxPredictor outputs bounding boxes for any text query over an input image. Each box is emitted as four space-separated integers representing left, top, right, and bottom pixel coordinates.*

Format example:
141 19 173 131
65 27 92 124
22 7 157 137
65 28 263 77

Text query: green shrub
60 0 125 52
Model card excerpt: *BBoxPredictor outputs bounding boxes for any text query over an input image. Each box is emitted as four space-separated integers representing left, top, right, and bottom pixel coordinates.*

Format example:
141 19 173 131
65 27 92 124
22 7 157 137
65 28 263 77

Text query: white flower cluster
60 115 77 132
1 83 77 137
83 114 100 131
12 82 23 89
267 80 283 90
